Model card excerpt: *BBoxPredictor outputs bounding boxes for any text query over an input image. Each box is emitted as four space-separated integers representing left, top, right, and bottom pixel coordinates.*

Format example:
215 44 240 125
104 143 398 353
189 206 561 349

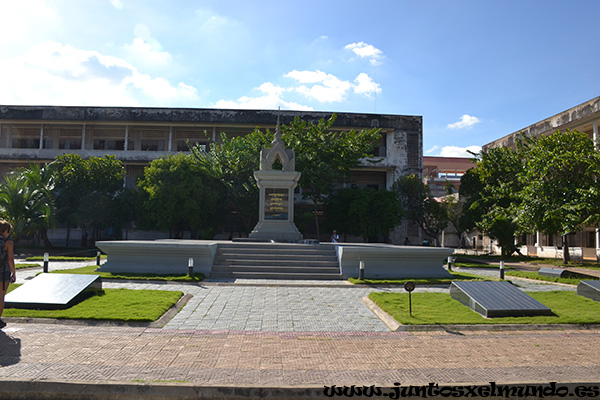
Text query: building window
59 139 82 149
12 138 40 148
141 139 165 151
94 139 125 150
586 231 596 248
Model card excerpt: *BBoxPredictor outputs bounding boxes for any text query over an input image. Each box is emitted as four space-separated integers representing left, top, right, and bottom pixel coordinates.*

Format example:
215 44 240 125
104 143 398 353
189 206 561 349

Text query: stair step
209 272 343 280
211 243 340 280
214 259 337 266
212 265 341 273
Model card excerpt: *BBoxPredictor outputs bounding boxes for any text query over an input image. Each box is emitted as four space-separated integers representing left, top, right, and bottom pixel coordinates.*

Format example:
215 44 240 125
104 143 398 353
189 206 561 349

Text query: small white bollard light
447 256 453 271
500 260 505 279
359 260 365 280
188 257 194 277
43 252 49 273
96 250 101 266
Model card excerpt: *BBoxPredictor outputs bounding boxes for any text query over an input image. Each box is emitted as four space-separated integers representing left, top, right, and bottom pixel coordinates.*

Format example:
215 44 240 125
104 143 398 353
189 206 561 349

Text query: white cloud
425 145 441 155
286 70 352 102
124 37 173 68
0 1 61 52
285 70 380 103
353 73 381 97
214 82 313 110
195 9 231 32
439 145 482 157
109 0 123 10
447 114 481 129
344 42 384 66
123 24 173 70
0 41 198 107
215 69 382 109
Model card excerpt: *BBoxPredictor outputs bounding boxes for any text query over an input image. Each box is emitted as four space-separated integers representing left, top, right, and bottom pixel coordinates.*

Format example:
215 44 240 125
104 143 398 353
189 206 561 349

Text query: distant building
483 96 600 260
423 156 474 197
484 96 600 151
0 105 423 244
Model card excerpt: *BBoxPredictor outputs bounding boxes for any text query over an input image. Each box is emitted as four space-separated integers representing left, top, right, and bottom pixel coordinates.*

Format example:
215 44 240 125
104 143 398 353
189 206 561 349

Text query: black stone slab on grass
5 273 102 309
450 281 553 318
539 267 597 280
577 280 600 302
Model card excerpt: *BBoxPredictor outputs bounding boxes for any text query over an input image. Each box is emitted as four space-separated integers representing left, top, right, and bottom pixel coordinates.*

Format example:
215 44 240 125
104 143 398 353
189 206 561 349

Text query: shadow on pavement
0 330 21 366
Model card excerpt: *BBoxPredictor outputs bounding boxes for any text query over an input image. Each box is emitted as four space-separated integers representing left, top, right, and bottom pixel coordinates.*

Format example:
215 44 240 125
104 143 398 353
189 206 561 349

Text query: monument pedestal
249 169 303 242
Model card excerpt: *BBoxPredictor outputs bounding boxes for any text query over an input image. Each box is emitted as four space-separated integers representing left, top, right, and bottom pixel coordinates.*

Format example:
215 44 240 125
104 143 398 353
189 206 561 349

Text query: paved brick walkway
1 323 600 387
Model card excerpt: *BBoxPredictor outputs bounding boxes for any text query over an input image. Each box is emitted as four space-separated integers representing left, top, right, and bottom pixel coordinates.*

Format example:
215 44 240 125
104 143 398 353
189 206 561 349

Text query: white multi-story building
0 105 423 244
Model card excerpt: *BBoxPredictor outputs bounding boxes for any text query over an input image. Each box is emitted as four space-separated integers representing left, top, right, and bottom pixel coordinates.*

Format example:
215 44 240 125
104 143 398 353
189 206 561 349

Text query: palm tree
0 164 56 246
18 163 56 247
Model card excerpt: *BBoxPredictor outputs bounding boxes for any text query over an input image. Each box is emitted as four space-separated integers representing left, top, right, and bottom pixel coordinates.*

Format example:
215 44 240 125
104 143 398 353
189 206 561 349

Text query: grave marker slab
577 280 600 302
5 273 102 309
450 281 553 318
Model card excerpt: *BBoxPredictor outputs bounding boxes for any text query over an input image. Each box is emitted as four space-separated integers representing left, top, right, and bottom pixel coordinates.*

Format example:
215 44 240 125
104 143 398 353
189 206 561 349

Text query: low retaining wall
96 239 217 276
336 244 453 279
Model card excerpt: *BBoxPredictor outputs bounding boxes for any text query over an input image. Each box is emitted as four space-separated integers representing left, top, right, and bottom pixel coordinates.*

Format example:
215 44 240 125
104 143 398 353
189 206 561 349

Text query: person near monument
331 230 340 243
0 220 15 329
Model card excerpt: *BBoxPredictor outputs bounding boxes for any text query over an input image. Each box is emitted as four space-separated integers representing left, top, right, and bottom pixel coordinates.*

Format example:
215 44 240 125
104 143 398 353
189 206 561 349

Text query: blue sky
1 0 599 157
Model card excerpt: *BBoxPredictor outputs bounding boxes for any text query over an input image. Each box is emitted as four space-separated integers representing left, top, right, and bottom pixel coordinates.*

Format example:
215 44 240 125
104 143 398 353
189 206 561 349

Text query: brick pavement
2 323 600 387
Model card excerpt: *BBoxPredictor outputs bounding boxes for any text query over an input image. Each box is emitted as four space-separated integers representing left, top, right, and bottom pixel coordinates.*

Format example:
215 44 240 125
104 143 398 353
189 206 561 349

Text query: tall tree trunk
65 224 70 248
562 234 571 264
40 228 53 248
312 199 320 240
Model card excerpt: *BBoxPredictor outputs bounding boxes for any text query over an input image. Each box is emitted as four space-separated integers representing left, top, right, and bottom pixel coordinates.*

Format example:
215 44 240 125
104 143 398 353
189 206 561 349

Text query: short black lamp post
43 252 49 273
499 260 505 280
359 260 365 280
188 257 194 277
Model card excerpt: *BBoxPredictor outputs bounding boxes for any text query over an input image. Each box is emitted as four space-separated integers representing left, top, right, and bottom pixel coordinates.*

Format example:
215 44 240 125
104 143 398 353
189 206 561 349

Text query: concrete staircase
210 242 342 280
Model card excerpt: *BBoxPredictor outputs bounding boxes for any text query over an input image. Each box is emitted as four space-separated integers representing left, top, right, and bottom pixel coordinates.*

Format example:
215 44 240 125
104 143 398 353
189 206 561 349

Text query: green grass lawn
49 264 204 282
369 290 600 325
452 262 515 269
15 263 43 269
4 285 183 322
25 255 107 262
349 270 496 285
504 270 584 285
457 254 600 270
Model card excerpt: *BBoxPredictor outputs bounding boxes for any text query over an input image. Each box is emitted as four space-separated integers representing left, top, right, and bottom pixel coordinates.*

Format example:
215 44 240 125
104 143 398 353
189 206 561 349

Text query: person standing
331 230 340 243
0 220 16 329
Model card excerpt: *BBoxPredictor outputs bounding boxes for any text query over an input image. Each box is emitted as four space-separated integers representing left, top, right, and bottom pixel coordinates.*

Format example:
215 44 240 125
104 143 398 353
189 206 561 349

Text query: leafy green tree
516 130 600 263
0 172 53 244
138 154 223 239
53 154 125 243
191 131 271 234
459 147 523 257
392 174 448 244
281 114 381 238
325 186 402 242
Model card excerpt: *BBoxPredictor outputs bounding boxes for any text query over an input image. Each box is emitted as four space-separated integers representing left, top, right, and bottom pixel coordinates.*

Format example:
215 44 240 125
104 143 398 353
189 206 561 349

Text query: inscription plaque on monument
265 188 288 220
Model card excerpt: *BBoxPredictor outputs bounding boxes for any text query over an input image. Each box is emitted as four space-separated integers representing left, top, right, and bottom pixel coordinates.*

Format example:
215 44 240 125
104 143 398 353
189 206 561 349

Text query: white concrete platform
96 240 453 279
